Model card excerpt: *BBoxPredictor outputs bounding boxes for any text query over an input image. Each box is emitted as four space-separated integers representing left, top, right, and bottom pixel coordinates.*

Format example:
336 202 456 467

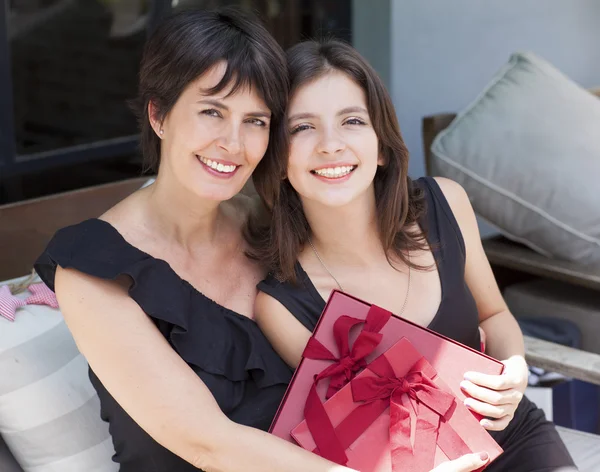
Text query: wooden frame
421 87 600 386
0 176 148 281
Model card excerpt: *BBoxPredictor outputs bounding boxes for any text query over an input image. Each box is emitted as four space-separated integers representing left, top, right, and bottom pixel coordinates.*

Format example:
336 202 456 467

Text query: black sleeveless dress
33 219 293 471
258 177 576 471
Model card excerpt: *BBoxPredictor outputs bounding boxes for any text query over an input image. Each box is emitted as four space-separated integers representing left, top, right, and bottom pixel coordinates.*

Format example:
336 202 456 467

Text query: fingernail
464 398 473 407
459 381 469 390
478 452 489 461
464 372 474 381
481 419 492 428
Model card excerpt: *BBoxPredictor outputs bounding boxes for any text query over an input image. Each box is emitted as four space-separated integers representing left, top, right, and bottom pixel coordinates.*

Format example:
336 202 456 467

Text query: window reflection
9 0 350 156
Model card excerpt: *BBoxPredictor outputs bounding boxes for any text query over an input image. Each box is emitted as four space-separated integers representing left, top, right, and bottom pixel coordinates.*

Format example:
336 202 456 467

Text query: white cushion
430 51 600 266
557 426 600 472
0 276 117 472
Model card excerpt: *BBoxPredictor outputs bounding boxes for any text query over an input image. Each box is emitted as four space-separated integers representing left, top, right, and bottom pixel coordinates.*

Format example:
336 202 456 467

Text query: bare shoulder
254 290 310 368
54 263 130 315
254 289 285 321
97 187 147 231
432 177 470 211
432 177 477 230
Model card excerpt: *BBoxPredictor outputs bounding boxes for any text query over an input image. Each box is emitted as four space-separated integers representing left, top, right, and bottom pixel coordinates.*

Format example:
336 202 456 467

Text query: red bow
0 283 59 322
346 356 471 472
302 305 391 464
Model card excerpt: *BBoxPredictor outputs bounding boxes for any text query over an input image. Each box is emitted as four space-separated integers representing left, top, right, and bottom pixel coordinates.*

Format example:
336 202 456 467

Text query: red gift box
269 290 504 465
291 337 503 471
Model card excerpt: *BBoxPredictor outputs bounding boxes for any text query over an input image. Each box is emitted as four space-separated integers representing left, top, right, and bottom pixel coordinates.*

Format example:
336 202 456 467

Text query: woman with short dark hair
32 9 360 472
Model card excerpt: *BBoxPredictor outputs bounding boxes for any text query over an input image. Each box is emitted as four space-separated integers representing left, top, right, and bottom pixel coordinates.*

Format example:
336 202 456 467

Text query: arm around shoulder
54 265 229 468
55 267 350 472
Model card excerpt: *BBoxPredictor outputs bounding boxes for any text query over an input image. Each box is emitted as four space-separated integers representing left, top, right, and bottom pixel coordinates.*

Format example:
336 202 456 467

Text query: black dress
258 177 576 472
33 219 293 471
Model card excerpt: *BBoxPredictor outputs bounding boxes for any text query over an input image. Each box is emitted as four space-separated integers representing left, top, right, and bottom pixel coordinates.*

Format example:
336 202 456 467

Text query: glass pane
9 0 351 156
170 0 352 54
9 0 150 155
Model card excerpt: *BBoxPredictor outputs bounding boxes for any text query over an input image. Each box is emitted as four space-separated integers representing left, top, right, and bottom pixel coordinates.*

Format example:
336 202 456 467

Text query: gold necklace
307 237 412 316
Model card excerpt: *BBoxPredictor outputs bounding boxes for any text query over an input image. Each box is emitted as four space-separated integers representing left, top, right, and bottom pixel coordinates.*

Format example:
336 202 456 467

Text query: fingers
460 380 523 407
463 395 512 419
431 452 490 472
480 415 513 431
463 370 520 390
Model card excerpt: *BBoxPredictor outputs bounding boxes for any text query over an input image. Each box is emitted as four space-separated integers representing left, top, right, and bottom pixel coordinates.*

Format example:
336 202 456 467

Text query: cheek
287 140 312 181
357 133 380 166
244 130 270 164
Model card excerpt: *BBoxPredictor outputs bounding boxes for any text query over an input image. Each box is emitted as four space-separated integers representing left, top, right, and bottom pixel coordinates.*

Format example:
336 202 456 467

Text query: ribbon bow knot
0 283 59 322
352 362 455 419
346 356 467 472
302 305 392 465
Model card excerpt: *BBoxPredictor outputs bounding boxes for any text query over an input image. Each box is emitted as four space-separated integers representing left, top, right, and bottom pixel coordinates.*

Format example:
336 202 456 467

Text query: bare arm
55 266 355 472
254 291 311 368
434 177 525 361
435 177 528 431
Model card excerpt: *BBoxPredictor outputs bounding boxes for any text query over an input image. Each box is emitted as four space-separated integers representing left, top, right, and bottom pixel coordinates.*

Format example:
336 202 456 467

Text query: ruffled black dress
34 219 293 471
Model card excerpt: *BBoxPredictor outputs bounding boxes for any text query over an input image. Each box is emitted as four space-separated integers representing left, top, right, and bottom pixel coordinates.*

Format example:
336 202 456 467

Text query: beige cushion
430 51 600 266
0 275 117 472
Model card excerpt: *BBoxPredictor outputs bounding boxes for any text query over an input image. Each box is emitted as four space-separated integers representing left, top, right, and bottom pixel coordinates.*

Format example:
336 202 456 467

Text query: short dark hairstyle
132 7 288 182
246 39 428 282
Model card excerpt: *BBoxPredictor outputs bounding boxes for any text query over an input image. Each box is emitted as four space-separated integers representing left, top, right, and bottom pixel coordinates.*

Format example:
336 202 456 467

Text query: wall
388 0 600 178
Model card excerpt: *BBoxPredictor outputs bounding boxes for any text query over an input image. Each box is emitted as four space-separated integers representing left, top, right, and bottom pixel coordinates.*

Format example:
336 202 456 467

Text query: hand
430 452 490 471
461 354 529 431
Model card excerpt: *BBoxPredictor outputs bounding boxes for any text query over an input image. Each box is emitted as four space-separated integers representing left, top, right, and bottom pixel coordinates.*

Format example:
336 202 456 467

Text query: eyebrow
288 106 369 122
196 99 271 118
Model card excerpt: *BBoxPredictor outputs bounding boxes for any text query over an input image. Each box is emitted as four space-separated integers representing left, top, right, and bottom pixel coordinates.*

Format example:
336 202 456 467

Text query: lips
197 155 238 174
311 165 357 179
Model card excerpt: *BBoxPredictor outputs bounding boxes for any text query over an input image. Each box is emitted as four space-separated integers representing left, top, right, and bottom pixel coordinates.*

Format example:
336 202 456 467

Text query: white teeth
314 165 355 178
198 156 237 174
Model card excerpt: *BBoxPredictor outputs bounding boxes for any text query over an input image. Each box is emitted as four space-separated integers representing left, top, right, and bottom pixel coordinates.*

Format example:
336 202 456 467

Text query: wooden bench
422 88 600 471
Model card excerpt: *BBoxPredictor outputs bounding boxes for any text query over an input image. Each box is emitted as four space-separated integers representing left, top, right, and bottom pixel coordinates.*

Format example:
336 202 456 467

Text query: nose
317 128 345 156
218 122 242 155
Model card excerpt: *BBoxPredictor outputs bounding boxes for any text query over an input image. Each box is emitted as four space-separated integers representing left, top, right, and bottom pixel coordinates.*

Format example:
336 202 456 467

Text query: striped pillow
0 277 117 472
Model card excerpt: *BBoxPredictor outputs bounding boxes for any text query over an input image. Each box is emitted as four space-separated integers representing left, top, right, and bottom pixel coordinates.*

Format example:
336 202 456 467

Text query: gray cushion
557 426 600 472
430 51 600 267
0 436 23 472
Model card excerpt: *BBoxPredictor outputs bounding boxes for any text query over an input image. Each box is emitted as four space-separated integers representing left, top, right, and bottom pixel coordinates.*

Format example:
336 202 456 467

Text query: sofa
2 176 600 471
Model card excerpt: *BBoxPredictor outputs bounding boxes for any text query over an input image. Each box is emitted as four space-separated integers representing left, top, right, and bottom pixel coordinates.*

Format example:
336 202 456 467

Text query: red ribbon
302 305 391 464
344 355 472 472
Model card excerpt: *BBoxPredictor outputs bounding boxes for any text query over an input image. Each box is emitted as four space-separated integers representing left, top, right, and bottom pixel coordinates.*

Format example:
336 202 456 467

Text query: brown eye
290 124 313 135
344 118 366 126
201 109 221 118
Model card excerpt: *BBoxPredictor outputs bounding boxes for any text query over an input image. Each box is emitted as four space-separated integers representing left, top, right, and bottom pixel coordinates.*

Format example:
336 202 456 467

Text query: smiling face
286 70 382 209
152 62 272 202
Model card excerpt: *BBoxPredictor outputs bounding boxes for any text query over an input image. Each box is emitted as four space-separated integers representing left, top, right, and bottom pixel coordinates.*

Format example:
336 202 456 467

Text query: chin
313 191 362 208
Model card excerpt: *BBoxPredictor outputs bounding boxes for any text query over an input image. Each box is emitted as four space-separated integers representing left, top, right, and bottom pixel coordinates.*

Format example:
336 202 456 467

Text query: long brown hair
246 39 428 283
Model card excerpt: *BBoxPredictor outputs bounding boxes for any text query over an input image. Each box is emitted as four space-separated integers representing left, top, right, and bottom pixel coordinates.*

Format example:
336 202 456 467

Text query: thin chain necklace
307 237 412 316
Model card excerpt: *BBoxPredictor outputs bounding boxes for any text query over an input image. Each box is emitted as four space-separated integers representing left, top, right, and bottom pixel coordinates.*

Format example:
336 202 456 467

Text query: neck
142 172 225 252
302 186 385 266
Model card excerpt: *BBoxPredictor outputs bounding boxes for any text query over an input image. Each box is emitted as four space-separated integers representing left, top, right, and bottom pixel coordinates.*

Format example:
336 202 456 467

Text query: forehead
289 71 367 113
185 61 268 108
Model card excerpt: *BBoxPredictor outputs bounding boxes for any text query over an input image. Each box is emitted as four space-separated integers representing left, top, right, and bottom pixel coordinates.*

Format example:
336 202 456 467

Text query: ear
377 143 386 166
148 101 164 138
